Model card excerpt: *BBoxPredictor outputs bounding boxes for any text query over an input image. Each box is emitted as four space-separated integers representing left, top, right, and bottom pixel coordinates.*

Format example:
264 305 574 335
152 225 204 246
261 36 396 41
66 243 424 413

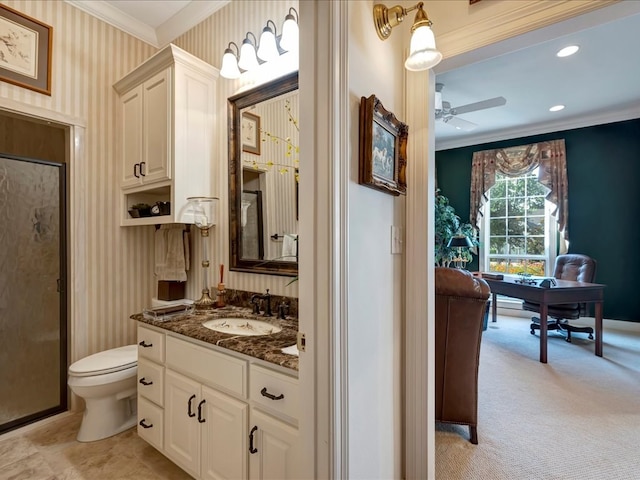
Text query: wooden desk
481 276 605 363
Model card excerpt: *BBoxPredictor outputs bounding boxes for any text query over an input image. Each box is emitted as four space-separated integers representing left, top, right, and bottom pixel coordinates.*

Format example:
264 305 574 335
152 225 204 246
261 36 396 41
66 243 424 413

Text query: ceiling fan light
405 25 442 71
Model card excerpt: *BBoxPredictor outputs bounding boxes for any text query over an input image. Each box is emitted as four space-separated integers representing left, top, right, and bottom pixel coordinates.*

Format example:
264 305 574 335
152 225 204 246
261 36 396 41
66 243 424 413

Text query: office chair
525 254 597 343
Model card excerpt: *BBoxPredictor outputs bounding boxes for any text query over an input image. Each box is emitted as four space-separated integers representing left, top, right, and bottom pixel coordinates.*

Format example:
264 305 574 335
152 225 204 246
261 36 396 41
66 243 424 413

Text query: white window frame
478 172 559 277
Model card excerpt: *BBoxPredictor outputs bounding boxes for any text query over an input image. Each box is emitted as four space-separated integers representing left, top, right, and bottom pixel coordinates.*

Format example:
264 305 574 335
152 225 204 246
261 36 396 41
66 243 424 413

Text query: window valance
470 139 568 243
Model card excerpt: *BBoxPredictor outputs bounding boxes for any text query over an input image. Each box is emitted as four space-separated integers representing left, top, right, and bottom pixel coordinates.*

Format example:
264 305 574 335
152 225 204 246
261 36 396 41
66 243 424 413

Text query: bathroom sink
202 318 282 336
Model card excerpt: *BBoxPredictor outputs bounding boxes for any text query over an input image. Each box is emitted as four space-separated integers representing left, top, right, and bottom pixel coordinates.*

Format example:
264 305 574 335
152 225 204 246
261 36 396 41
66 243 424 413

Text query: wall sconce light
279 7 299 52
373 2 443 71
220 42 241 79
238 32 260 72
220 7 299 79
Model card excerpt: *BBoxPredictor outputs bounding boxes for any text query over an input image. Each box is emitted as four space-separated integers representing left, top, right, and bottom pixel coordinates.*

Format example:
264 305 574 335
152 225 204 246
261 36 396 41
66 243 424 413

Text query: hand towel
281 233 298 259
155 224 189 281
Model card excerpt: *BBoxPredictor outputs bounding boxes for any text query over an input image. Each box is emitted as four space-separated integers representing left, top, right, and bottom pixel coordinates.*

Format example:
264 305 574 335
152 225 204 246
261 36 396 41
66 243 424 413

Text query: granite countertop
131 305 299 371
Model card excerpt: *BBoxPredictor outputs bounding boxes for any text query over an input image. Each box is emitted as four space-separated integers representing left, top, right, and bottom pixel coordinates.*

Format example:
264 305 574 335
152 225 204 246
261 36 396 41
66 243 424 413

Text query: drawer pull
260 387 284 401
197 399 206 423
139 377 153 386
249 426 258 454
139 419 153 429
138 340 153 348
188 394 196 418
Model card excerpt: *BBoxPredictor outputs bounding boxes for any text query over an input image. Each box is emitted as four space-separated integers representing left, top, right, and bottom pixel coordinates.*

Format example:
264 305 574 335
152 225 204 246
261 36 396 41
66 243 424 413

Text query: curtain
470 139 569 246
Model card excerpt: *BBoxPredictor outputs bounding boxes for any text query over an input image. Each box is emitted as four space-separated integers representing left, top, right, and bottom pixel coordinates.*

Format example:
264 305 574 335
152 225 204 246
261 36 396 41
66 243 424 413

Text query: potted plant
434 189 479 268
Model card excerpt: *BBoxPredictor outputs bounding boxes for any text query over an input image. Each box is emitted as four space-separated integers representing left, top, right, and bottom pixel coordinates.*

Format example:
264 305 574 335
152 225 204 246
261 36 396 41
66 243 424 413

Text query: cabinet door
121 85 143 188
164 369 201 478
249 410 302 480
201 385 249 480
142 68 171 185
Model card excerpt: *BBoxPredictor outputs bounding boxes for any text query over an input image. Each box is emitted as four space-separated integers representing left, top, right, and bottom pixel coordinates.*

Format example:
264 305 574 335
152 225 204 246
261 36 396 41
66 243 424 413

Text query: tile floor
0 413 192 479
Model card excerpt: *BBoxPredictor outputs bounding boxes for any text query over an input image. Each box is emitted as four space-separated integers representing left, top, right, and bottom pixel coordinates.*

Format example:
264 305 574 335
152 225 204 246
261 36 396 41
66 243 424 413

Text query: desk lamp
447 234 473 269
183 196 219 310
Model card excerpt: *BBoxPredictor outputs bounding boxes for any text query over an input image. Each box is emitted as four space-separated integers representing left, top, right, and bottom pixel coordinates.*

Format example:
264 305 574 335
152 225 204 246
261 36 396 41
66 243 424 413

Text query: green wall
436 118 640 321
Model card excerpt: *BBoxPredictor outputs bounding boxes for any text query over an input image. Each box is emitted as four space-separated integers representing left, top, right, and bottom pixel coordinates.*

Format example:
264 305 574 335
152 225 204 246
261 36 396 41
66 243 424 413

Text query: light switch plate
391 226 403 254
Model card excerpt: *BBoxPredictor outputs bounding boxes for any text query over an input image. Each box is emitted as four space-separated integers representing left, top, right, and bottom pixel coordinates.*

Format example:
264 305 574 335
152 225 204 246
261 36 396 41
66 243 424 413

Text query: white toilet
68 345 138 442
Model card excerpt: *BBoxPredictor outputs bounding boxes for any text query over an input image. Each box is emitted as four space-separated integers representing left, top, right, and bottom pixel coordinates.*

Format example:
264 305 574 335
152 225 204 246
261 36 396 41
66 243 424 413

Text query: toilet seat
69 345 137 377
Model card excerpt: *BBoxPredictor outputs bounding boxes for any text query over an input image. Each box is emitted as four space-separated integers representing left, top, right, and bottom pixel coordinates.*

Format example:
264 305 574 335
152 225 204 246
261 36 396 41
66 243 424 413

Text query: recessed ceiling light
549 105 565 112
557 45 579 57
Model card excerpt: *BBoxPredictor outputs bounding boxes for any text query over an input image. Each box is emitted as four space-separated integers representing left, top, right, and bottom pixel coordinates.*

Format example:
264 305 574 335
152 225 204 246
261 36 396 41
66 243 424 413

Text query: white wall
346 1 405 478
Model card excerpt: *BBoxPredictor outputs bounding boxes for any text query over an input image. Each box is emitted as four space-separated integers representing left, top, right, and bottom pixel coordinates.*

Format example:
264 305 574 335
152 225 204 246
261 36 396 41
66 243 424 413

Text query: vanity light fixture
220 7 300 80
279 7 299 52
373 2 442 71
238 32 260 72
257 20 280 61
220 42 241 79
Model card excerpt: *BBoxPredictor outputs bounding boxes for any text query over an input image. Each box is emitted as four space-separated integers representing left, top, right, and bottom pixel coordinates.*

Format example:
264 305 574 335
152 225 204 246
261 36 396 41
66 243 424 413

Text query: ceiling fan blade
452 96 506 115
443 116 478 131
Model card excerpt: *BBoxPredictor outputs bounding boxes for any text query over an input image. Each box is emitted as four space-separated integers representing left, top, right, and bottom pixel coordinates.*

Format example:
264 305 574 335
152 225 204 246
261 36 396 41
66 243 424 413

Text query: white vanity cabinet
135 323 300 480
114 44 218 226
137 325 166 450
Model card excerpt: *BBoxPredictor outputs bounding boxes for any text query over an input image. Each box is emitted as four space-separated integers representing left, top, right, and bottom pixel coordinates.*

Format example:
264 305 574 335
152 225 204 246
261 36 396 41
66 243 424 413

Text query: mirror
228 72 299 276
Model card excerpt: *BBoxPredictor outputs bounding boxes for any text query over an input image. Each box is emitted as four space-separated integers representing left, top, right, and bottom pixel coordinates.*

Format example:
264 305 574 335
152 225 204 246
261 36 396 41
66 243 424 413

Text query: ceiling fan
435 83 507 131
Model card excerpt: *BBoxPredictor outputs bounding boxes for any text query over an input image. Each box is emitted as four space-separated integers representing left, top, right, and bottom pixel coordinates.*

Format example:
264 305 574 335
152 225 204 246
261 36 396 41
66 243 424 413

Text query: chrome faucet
250 289 272 317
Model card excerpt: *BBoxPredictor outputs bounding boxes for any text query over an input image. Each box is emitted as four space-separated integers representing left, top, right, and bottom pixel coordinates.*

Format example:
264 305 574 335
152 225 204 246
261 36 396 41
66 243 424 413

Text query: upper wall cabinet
114 44 219 226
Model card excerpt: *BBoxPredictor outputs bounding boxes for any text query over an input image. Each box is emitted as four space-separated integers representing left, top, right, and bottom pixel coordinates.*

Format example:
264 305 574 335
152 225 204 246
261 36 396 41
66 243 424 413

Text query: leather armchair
524 254 597 342
435 267 490 445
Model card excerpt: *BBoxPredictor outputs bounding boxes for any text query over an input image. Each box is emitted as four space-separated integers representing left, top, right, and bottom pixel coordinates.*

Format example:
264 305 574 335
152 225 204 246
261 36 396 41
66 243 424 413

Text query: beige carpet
436 315 640 480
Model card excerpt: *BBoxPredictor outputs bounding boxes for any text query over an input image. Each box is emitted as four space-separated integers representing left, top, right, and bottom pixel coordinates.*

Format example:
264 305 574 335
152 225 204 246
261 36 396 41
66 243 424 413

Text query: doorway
0 112 69 434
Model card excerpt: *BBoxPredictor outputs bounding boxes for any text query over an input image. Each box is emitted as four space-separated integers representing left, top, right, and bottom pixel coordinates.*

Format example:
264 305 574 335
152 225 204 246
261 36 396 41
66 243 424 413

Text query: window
479 168 557 276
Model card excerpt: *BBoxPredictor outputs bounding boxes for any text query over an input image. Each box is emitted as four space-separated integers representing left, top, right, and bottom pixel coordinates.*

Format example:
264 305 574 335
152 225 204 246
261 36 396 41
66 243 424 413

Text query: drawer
250 364 298 422
166 335 247 398
137 325 165 363
138 396 163 450
137 357 164 406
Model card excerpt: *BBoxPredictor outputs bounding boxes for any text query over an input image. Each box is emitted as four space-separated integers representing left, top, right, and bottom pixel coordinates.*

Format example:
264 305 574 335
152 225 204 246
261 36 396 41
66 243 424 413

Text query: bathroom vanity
133 306 301 479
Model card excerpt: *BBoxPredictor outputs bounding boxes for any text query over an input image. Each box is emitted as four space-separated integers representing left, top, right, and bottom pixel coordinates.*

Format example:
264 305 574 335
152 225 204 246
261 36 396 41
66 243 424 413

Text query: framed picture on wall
241 111 261 155
0 4 53 95
358 94 408 196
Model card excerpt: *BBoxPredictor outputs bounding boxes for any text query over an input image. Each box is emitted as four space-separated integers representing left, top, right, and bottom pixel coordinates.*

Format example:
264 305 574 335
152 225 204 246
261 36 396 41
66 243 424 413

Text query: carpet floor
436 315 640 480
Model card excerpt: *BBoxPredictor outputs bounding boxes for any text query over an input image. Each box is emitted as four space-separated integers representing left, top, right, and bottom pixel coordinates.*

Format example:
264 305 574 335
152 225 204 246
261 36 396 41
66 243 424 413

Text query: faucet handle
250 294 261 315
277 302 289 320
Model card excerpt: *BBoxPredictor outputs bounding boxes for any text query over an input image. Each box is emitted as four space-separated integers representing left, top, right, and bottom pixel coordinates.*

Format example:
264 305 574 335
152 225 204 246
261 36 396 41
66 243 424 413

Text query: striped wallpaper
0 0 298 360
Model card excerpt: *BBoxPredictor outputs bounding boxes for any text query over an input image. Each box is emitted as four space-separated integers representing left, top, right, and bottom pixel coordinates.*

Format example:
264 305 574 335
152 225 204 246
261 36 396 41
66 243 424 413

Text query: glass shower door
0 154 67 433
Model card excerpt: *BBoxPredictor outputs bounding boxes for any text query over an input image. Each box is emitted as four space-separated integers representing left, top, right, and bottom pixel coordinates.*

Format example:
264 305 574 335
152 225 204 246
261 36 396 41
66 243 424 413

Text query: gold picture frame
0 4 53 95
241 111 261 155
359 94 408 196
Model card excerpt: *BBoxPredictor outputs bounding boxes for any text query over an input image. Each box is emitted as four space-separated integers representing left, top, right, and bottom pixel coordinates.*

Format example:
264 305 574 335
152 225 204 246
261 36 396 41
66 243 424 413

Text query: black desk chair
525 254 597 343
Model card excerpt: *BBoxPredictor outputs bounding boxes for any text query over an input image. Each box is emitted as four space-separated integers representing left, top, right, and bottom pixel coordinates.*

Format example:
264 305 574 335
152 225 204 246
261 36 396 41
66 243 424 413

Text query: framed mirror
228 72 299 276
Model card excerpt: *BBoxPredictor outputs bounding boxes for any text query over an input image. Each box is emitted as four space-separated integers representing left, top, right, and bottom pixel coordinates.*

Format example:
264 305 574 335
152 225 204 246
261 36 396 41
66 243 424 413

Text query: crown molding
435 106 640 151
65 1 230 47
